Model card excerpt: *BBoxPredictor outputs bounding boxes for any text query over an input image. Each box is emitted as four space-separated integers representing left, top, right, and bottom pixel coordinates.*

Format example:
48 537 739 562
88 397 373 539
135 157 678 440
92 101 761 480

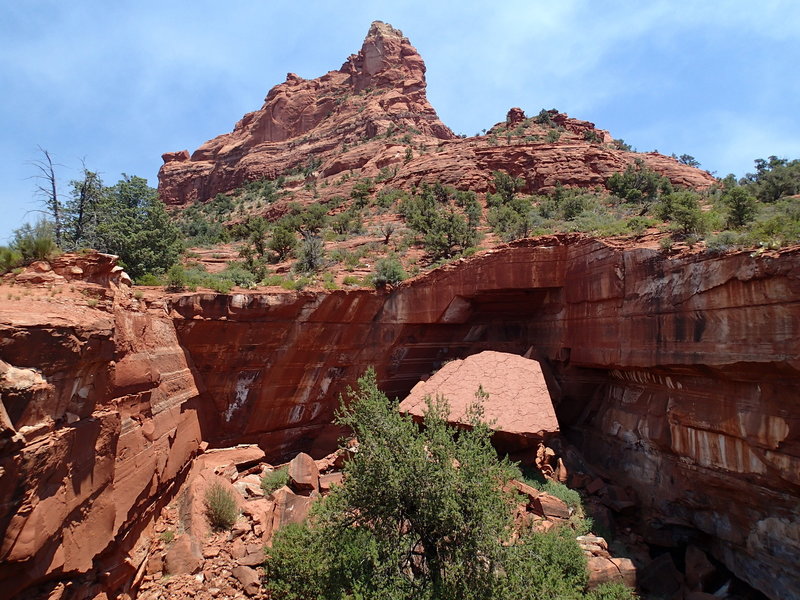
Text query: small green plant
211 278 233 294
135 273 162 286
133 290 144 300
342 275 361 286
373 255 407 287
165 264 187 292
659 236 674 252
87 299 99 308
160 529 175 544
295 236 326 273
261 468 290 494
204 482 238 530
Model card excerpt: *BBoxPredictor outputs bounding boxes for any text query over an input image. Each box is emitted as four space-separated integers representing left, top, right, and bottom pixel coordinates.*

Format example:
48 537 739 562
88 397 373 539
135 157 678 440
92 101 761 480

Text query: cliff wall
0 256 204 599
1 240 798 598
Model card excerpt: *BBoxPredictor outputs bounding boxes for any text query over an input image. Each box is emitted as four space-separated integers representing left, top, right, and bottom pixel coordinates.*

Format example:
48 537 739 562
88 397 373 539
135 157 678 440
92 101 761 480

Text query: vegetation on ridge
4 141 800 294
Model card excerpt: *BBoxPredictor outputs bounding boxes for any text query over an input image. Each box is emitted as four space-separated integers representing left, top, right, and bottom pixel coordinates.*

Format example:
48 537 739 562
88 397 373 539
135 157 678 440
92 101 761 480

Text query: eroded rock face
1 240 799 599
167 237 800 600
399 350 558 447
158 23 713 207
0 254 203 599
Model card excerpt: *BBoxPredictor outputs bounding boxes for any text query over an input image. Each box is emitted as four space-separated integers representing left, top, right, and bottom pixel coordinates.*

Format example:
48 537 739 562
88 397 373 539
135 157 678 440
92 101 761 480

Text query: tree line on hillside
2 148 799 286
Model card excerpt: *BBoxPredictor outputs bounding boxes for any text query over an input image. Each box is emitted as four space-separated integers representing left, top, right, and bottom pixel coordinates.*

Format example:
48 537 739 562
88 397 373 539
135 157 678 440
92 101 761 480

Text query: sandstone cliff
0 255 203 599
1 241 798 598
158 22 714 209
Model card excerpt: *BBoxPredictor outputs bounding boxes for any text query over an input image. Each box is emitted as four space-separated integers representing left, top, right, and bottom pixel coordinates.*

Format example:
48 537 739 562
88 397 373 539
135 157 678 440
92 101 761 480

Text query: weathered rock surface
158 23 714 209
166 236 800 600
1 239 799 599
0 253 203 599
399 350 558 446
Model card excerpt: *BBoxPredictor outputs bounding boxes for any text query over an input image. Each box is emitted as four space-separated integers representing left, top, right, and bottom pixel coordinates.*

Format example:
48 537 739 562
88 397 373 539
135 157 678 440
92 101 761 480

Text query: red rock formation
2 240 799 598
0 253 203 599
166 238 800 600
398 350 558 447
158 24 714 208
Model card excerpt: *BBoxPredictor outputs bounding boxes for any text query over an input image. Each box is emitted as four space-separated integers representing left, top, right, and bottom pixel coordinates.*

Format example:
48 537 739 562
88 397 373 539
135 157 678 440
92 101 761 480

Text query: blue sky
2 0 799 244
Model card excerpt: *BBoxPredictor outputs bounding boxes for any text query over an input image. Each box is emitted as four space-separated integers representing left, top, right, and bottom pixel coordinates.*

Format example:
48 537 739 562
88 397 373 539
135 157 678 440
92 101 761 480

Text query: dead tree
29 147 63 247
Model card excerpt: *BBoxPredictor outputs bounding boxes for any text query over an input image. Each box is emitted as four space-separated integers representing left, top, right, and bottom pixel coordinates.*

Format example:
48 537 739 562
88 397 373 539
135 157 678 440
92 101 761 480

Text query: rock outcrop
165 237 800 600
158 23 714 208
399 350 559 448
0 254 203 599
2 239 799 599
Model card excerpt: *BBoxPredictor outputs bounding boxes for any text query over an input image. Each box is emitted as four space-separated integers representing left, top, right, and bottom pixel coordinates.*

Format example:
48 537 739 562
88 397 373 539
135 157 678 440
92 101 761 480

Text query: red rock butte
158 21 714 207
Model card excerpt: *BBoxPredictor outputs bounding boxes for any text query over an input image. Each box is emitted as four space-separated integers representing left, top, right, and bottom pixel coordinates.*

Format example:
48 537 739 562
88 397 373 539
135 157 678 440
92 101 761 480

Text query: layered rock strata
1 239 798 599
158 23 714 208
167 237 800 600
0 255 203 599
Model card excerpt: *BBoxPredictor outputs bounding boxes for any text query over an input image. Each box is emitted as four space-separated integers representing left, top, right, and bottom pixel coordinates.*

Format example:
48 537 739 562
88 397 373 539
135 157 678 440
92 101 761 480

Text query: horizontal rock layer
1 238 798 598
168 237 799 600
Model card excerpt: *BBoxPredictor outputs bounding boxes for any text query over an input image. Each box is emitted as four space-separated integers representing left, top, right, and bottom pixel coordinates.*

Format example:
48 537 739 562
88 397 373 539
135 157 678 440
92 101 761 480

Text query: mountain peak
339 20 425 92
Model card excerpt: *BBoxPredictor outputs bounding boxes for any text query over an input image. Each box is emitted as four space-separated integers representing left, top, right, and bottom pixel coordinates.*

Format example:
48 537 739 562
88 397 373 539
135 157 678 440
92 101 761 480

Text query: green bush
295 236 326 273
586 582 638 600
165 264 187 292
269 226 297 261
204 482 238 530
705 230 743 252
373 255 407 287
211 278 233 294
607 159 672 202
741 156 800 202
658 191 707 234
12 220 58 263
261 468 290 494
135 272 163 286
399 182 479 259
722 186 758 228
264 369 615 600
0 247 23 273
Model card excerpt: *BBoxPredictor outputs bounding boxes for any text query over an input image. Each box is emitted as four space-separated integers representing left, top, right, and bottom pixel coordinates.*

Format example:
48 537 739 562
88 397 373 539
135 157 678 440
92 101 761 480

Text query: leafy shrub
705 230 742 252
295 236 326 273
342 275 361 286
0 247 23 273
373 255 406 287
399 182 479 259
658 191 707 234
607 159 672 202
269 226 297 261
12 220 58 263
586 582 639 600
261 468 289 494
264 370 616 600
626 216 655 235
534 480 582 511
165 264 187 292
211 278 233 294
722 186 758 228
741 156 800 202
204 482 238 530
135 272 163 286
330 209 363 236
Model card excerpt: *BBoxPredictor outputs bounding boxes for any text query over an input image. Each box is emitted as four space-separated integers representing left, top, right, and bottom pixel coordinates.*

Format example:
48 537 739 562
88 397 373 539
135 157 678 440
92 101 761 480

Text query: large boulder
399 351 558 447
